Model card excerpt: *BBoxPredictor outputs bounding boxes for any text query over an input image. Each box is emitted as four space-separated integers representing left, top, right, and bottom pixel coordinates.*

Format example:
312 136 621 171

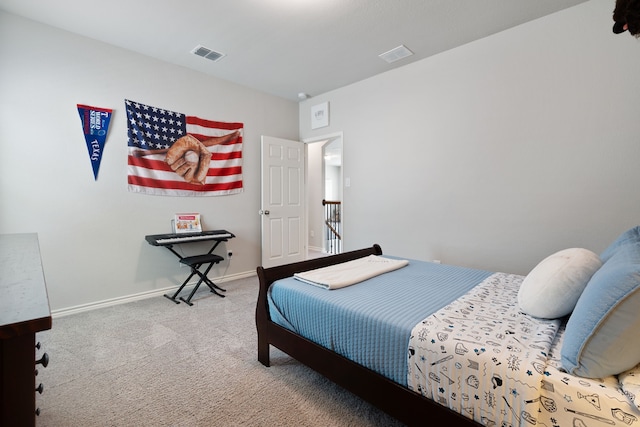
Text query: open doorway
305 132 343 258
323 139 342 254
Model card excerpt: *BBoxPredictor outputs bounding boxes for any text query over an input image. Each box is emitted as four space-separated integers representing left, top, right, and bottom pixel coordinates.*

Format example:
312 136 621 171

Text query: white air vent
378 45 414 64
191 45 226 62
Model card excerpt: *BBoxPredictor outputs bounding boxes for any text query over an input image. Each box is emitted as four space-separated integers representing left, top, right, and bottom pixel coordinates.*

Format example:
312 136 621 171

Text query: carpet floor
35 276 405 426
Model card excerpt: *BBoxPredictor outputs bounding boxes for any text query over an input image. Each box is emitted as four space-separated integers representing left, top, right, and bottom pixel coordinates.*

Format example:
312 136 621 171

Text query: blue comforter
267 257 492 385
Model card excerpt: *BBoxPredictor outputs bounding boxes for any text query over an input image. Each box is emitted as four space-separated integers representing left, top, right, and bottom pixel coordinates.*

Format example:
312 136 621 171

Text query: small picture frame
311 102 329 129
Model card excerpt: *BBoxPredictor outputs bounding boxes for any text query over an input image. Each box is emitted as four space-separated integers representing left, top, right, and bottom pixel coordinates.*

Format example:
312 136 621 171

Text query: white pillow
518 248 602 319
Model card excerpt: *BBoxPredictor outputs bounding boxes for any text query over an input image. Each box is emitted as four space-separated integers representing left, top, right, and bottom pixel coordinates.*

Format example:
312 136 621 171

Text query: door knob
259 210 270 215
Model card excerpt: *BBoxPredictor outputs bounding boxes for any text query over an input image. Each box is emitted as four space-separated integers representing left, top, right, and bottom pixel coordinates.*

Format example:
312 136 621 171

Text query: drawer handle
36 352 49 368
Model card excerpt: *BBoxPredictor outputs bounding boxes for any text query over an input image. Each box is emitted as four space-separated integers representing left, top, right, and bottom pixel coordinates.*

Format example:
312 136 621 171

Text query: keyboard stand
145 230 234 306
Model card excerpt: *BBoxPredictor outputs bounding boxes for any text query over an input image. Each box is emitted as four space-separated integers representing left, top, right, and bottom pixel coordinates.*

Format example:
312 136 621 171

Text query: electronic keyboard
145 230 234 246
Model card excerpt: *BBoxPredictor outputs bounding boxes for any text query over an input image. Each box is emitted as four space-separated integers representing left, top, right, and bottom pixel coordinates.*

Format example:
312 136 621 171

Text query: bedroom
1 0 639 424
1 0 637 314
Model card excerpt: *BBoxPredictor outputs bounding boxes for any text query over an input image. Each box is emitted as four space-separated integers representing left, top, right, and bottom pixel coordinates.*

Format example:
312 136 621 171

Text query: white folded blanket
293 255 409 289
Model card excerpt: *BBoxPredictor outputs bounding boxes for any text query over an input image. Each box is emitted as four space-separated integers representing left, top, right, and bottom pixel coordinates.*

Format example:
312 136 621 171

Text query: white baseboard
52 270 256 318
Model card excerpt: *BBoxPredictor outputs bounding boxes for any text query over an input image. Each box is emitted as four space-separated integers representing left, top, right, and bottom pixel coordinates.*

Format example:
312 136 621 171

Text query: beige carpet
35 276 405 426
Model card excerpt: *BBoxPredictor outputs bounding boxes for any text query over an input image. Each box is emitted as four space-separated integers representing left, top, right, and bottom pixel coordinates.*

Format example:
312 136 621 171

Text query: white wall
325 165 341 201
0 12 299 312
299 0 640 274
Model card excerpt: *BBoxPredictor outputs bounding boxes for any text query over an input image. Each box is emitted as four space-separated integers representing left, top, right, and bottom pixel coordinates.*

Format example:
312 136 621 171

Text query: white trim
51 270 256 318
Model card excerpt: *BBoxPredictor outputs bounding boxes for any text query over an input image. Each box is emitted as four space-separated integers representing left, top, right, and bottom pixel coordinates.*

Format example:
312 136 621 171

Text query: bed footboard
255 244 382 366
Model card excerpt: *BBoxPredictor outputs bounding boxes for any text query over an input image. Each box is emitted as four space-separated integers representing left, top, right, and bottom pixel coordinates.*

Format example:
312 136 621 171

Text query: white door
260 136 306 268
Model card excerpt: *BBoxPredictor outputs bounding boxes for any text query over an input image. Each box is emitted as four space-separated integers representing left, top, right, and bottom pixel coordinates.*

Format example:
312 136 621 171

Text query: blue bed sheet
267 257 492 386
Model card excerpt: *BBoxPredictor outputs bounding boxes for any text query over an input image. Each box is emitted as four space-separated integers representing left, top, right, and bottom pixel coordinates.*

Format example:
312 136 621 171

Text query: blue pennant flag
77 104 112 180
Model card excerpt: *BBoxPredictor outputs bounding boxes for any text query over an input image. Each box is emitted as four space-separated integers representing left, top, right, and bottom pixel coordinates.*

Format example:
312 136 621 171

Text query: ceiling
0 0 591 101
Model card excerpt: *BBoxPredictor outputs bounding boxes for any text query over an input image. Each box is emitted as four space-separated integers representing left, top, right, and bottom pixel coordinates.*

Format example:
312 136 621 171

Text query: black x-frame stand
145 230 235 306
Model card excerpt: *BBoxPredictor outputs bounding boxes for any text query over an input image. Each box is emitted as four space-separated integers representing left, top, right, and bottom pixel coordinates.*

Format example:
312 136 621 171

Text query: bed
255 227 640 426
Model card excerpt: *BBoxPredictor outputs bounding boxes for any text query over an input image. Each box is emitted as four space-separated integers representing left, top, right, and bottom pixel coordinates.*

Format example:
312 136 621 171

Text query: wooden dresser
0 233 52 426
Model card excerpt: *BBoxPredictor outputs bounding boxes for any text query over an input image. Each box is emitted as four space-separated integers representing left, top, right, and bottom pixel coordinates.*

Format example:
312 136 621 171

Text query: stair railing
322 199 342 254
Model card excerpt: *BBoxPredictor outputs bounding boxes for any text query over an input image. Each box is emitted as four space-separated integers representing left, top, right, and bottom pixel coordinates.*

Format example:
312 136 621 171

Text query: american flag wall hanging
125 99 244 197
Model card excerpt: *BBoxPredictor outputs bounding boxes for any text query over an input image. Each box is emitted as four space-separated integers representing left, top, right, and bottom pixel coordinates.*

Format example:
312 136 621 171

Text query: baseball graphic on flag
164 135 212 184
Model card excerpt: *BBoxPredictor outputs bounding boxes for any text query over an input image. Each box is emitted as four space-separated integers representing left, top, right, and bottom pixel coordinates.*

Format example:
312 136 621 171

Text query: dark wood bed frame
255 244 479 426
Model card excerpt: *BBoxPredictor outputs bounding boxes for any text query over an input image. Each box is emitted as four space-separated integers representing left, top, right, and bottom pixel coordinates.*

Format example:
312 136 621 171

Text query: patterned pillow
517 248 601 319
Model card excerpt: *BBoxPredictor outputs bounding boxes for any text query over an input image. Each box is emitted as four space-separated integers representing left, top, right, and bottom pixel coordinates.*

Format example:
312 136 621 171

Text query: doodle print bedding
538 325 639 427
407 272 640 426
407 272 561 426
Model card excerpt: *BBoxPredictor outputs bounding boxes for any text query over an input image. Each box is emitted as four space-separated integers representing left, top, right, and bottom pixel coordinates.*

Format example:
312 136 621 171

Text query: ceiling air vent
378 45 414 64
191 45 226 62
